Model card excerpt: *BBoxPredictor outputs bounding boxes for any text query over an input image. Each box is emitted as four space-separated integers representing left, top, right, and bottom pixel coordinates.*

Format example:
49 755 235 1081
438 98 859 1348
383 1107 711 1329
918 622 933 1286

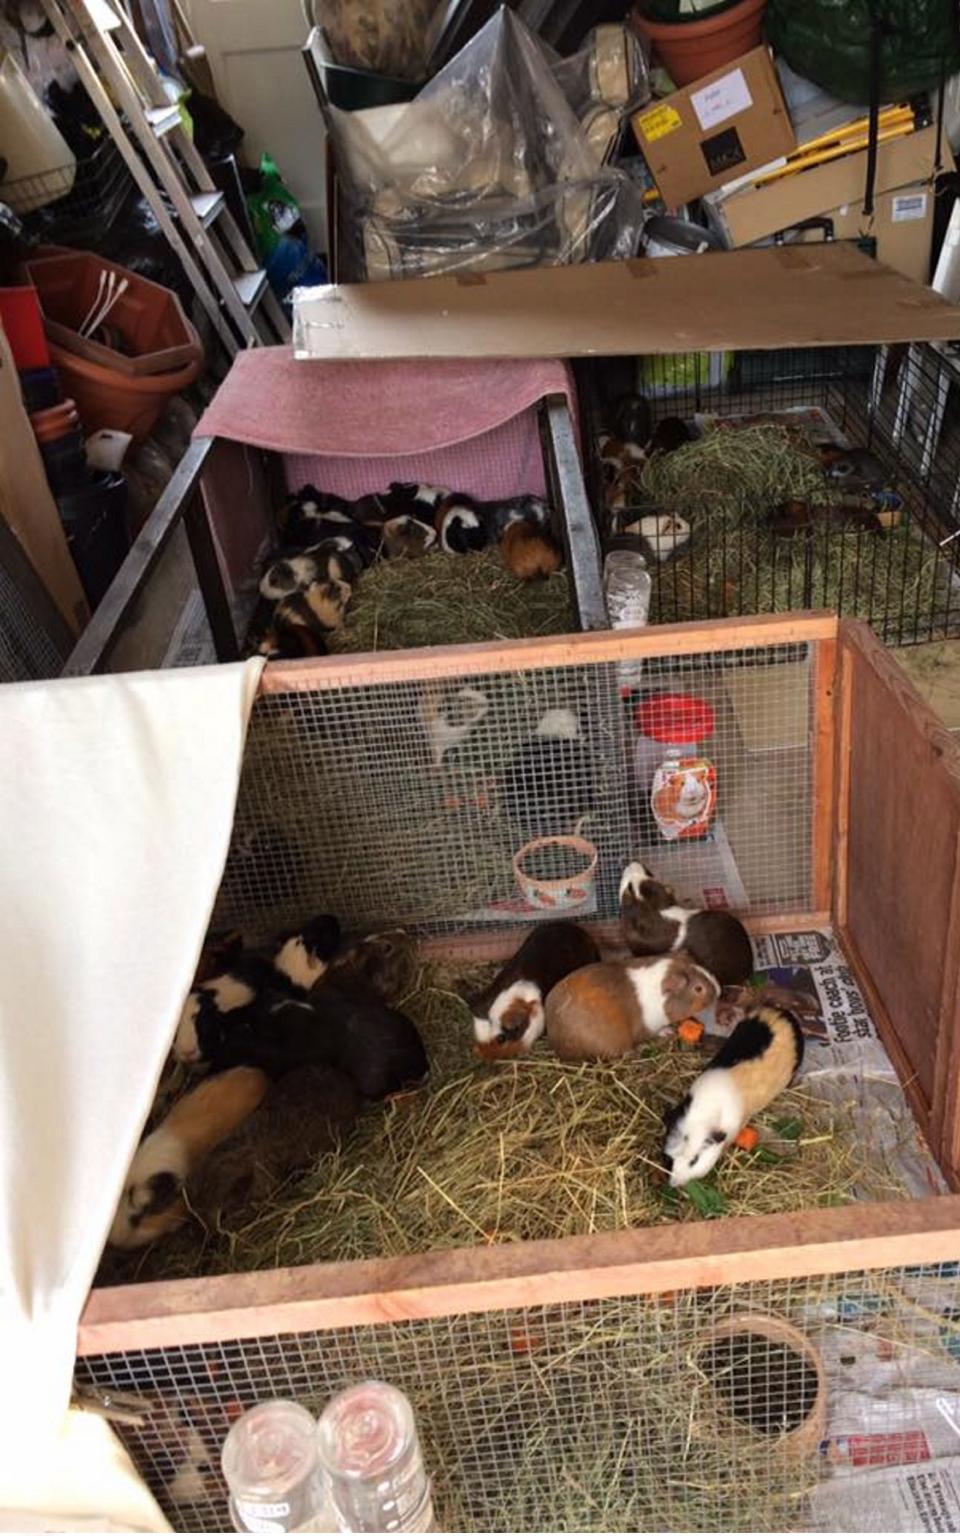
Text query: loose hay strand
110 961 907 1287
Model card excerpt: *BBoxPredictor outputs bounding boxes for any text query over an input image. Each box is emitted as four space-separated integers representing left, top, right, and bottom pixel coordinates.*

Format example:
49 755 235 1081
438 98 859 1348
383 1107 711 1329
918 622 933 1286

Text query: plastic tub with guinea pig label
635 693 717 842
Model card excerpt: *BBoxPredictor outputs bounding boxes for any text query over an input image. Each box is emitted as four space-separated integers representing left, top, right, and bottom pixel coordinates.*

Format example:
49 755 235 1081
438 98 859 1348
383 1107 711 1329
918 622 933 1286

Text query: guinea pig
186 1065 360 1226
277 487 356 545
471 920 601 1057
649 417 691 455
498 708 593 835
620 513 691 563
193 927 243 986
195 987 428 1098
257 579 351 659
108 1066 268 1248
546 955 718 1062
381 482 450 519
324 928 418 1002
259 538 364 600
613 393 651 448
480 494 553 541
381 514 437 559
662 1005 804 1187
175 915 341 1064
436 493 488 554
619 862 753 987
500 520 563 582
421 682 489 766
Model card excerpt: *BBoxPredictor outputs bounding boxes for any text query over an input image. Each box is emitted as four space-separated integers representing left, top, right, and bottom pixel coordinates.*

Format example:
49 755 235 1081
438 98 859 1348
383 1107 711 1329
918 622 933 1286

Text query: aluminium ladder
40 0 291 355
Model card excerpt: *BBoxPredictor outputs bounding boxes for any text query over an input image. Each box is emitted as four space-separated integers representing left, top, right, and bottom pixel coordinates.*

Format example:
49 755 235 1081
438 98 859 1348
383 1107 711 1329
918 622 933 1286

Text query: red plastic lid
635 692 715 744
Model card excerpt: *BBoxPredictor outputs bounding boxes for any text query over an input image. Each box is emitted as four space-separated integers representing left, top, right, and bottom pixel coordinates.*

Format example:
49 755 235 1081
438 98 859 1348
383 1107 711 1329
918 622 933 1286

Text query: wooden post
183 491 240 663
811 633 838 914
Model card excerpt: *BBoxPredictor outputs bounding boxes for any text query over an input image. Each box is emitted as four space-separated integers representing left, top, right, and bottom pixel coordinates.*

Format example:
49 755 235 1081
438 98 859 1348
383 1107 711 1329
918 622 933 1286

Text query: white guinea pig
663 1005 804 1187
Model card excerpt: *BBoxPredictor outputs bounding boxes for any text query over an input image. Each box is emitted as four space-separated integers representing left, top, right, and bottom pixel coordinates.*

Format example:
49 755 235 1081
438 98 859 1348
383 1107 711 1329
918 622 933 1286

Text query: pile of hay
107 960 904 1288
328 549 573 652
648 518 950 632
641 424 837 525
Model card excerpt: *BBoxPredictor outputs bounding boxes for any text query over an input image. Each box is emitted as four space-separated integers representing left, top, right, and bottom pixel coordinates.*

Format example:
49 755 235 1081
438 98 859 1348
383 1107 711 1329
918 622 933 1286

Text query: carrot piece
677 1018 704 1045
734 1125 760 1152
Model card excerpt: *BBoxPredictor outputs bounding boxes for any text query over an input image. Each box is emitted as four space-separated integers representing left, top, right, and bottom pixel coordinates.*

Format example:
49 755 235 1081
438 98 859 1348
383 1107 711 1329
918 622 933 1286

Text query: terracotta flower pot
48 341 202 442
632 0 767 87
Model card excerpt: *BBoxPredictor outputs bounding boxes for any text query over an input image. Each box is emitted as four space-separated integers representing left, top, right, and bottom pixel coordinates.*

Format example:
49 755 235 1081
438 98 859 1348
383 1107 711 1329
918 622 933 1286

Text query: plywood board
293 245 960 362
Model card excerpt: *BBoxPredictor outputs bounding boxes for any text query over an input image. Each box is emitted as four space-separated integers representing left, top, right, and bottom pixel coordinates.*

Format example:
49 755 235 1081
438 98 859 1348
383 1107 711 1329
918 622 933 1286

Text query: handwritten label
691 67 752 132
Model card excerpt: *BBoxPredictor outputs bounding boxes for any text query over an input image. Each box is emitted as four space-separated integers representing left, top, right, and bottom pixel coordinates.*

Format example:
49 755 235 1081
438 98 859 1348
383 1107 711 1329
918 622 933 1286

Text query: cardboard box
820 184 933 286
630 47 795 208
292 243 960 361
708 122 938 248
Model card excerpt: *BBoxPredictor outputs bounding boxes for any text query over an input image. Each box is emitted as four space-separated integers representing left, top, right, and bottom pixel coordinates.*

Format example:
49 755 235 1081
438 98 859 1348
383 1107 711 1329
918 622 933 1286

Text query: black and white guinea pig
619 863 753 987
259 538 365 600
481 494 553 541
436 492 488 554
470 920 601 1057
381 482 450 519
278 486 356 545
210 988 428 1098
662 1005 804 1187
499 707 593 833
108 1066 268 1247
175 915 341 1065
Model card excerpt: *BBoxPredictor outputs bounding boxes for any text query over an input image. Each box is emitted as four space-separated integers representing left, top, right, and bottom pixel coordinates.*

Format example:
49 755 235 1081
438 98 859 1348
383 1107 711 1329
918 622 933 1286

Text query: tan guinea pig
545 955 718 1062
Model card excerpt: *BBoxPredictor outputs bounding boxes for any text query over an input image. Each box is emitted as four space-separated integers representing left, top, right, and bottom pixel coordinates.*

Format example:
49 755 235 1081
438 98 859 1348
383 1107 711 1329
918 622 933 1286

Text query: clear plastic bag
325 9 651 280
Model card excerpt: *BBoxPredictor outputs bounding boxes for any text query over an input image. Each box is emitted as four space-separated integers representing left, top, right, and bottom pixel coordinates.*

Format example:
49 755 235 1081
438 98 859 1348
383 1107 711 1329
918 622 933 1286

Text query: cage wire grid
0 557 67 682
212 641 815 942
585 343 960 647
76 1260 960 1533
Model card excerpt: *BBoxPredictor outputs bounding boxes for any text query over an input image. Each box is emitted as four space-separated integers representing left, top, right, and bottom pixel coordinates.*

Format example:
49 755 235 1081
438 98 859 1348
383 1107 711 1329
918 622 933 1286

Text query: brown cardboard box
630 47 796 208
708 123 938 248
292 243 960 361
819 184 933 285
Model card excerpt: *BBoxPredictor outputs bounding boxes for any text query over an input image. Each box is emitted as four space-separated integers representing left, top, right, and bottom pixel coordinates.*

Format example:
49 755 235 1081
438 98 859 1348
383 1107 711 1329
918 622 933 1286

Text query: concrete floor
895 640 960 731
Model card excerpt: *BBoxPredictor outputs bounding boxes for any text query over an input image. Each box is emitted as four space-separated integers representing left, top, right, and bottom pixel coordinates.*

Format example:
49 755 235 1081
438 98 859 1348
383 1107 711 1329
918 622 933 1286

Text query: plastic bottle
316 1381 435 1533
603 549 651 693
222 1400 336 1533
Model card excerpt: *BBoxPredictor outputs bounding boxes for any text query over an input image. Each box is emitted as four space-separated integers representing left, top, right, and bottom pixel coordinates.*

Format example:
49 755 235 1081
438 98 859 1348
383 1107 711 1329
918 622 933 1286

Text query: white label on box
691 68 752 132
893 192 928 223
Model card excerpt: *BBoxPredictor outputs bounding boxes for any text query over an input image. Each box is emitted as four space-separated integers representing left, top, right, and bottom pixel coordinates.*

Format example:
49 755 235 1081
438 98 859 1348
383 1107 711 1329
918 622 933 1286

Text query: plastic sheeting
325 9 650 280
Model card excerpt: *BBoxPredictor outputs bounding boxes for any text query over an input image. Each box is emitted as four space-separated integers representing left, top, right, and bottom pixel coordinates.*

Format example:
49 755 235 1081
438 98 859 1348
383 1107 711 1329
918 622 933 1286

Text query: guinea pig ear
662 1095 689 1133
662 964 690 997
144 1170 182 1216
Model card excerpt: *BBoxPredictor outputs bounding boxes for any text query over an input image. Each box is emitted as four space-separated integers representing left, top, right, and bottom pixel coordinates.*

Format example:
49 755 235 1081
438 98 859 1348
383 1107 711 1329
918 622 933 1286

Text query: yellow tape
636 103 682 143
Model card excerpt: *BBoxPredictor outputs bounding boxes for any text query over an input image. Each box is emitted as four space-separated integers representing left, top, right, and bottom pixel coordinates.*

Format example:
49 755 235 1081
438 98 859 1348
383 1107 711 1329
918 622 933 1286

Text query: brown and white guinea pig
175 915 342 1065
381 514 437 559
108 1067 268 1248
323 928 419 1003
546 955 718 1062
470 920 601 1057
436 492 488 554
662 1005 804 1187
500 519 564 582
217 988 429 1098
187 1065 360 1226
257 578 351 659
619 862 753 988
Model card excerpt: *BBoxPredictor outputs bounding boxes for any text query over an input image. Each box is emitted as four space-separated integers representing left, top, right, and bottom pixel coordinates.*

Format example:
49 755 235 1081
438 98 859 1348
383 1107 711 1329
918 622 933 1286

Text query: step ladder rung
190 190 225 227
233 270 269 311
145 103 181 137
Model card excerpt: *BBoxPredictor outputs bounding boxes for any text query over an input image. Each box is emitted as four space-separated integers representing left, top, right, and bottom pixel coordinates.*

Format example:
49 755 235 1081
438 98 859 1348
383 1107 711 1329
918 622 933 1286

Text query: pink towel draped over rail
194 348 580 502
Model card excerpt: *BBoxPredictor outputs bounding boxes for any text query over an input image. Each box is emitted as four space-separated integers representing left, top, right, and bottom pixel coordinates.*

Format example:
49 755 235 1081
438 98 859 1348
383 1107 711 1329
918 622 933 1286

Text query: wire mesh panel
77 1260 960 1533
213 637 816 941
0 556 68 682
586 343 960 646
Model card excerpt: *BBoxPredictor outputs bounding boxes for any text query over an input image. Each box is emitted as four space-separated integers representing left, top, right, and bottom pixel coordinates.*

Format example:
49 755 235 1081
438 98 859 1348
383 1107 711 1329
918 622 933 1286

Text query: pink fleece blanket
195 349 579 501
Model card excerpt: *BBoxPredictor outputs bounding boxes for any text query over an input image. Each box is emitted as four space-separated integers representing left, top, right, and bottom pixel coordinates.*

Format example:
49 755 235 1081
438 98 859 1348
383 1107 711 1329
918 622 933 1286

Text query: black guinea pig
499 707 594 835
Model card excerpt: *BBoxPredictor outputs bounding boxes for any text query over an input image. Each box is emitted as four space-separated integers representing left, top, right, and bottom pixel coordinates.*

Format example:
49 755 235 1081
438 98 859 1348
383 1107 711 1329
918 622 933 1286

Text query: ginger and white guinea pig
108 1066 267 1248
381 514 437 558
175 915 341 1065
500 520 563 582
257 579 351 659
471 920 601 1057
619 862 753 987
545 955 718 1062
662 1005 804 1187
